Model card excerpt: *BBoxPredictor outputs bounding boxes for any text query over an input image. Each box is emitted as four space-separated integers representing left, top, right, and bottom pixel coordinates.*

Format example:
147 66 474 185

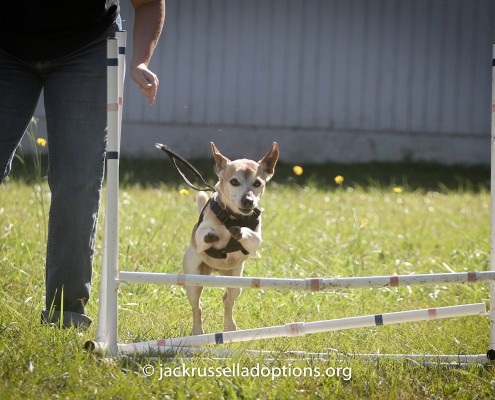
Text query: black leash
155 143 215 192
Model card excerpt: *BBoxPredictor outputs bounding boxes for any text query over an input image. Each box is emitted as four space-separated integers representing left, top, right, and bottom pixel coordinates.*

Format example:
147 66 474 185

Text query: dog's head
211 142 279 216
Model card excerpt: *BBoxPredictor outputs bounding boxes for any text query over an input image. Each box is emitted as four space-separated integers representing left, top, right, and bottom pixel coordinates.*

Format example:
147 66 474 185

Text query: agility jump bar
118 346 489 366
108 303 485 355
117 271 495 291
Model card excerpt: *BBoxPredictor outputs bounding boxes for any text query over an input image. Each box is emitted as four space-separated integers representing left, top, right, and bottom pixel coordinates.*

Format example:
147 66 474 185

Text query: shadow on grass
8 155 490 192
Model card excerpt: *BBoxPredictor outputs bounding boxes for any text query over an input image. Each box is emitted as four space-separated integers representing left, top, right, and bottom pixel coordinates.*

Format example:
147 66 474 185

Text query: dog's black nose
241 194 254 208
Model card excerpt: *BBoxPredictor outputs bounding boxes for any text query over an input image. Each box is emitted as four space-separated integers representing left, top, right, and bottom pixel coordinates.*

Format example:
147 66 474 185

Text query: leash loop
156 143 215 192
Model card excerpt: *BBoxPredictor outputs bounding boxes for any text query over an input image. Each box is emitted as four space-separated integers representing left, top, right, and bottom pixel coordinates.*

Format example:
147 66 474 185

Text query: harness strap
198 196 261 259
209 198 261 230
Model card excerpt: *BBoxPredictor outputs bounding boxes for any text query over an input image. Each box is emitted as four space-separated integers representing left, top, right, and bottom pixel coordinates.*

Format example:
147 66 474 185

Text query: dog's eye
253 179 262 188
230 178 240 186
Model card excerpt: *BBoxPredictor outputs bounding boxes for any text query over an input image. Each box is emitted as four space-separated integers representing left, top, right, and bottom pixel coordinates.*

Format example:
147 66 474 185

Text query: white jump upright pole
489 43 495 361
94 32 126 356
115 31 126 148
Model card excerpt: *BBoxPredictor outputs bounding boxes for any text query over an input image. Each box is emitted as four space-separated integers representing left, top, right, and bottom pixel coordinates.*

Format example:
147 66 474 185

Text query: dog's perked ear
210 142 231 176
258 142 279 180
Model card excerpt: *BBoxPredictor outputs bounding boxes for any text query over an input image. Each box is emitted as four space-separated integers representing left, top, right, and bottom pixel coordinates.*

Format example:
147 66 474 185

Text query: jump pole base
114 348 490 367
84 341 108 355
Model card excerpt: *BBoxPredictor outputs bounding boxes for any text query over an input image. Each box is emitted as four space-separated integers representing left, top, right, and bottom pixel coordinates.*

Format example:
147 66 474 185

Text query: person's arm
130 0 165 105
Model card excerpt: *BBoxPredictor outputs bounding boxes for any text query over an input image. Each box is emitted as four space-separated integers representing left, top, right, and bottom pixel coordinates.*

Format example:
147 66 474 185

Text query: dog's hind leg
186 284 204 335
222 264 244 332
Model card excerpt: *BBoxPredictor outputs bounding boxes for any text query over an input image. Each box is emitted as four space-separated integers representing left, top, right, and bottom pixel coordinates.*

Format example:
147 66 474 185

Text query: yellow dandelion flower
293 165 303 176
334 175 344 185
392 187 403 193
36 138 47 147
179 188 190 196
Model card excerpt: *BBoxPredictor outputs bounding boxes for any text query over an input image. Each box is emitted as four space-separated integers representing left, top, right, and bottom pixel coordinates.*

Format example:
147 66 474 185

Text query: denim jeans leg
42 37 109 325
0 50 43 180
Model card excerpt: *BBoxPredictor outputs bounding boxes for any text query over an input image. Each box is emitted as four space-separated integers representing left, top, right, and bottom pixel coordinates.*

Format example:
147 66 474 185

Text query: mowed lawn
0 159 494 399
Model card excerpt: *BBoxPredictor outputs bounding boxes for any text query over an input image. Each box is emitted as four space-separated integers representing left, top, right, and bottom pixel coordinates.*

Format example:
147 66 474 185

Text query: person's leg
41 34 111 328
0 49 44 181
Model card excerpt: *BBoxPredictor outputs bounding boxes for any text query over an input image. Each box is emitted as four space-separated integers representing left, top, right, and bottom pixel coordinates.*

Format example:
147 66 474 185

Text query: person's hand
131 63 159 105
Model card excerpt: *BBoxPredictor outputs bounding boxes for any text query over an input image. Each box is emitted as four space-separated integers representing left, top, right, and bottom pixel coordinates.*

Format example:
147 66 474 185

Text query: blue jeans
0 24 119 327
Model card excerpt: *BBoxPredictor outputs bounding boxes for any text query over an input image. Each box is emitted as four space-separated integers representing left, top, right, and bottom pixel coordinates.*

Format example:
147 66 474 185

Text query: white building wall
33 0 495 164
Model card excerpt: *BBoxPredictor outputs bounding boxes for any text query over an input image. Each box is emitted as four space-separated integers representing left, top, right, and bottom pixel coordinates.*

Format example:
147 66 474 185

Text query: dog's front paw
228 226 242 240
204 232 220 243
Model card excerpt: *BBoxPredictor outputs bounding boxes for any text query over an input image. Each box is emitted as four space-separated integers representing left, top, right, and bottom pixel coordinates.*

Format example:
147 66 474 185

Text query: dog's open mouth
238 207 254 215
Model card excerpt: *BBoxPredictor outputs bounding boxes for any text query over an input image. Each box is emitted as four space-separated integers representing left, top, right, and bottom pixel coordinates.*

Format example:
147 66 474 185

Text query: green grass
1 159 494 399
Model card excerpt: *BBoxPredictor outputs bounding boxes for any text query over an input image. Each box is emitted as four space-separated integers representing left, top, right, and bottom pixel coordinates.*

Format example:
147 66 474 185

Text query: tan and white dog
183 142 279 335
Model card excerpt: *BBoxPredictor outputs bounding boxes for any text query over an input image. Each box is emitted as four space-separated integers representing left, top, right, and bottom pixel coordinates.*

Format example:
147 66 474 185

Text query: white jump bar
118 271 495 291
117 303 486 354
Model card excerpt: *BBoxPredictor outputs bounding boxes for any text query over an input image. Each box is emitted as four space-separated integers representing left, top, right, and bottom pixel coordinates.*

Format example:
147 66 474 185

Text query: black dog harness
198 196 261 259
